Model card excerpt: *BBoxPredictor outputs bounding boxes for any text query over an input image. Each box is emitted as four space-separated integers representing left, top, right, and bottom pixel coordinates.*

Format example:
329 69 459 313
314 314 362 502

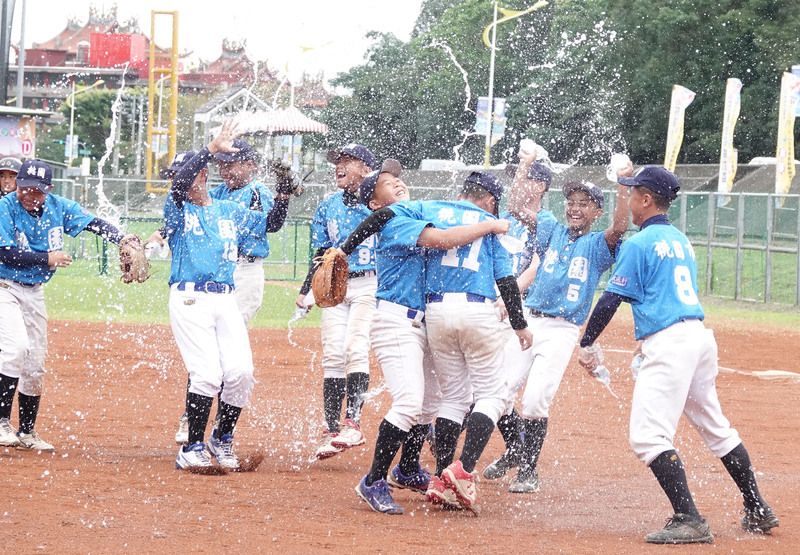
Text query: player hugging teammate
337 159 511 514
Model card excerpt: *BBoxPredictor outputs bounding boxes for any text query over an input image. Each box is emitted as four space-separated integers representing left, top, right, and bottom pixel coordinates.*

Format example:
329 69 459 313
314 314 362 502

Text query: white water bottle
606 153 631 182
592 365 611 387
291 306 310 322
630 353 644 381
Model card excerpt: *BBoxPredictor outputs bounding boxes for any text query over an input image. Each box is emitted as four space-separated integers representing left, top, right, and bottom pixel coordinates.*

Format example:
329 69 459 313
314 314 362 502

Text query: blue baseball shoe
355 475 404 515
386 463 431 494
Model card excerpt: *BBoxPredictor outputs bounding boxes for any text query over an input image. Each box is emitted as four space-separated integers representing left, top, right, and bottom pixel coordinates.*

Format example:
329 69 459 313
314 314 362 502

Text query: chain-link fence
53 176 800 306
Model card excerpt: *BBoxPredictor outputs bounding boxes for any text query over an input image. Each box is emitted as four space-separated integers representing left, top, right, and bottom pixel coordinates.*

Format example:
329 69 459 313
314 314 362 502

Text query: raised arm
416 218 510 249
507 151 545 232
604 184 631 251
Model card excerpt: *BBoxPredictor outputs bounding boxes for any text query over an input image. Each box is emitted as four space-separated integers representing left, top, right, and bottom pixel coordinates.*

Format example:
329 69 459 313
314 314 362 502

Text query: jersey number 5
441 237 483 272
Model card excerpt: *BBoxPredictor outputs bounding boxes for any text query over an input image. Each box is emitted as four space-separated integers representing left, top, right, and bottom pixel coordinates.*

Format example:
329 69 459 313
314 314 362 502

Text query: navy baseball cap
562 180 605 209
16 159 53 192
465 171 503 213
618 166 681 200
167 151 197 173
327 143 377 171
527 163 552 189
359 159 402 206
214 138 258 163
0 157 22 173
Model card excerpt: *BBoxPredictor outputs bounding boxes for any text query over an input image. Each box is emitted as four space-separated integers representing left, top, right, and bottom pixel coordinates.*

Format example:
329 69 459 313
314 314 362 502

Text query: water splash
94 63 128 228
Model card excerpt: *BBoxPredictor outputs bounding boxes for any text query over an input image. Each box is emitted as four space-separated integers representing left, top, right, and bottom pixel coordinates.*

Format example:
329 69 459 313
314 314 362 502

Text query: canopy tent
218 106 328 135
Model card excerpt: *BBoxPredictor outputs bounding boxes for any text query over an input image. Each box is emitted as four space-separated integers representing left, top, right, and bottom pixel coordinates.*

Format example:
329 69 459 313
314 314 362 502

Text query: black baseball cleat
645 513 714 544
741 505 779 533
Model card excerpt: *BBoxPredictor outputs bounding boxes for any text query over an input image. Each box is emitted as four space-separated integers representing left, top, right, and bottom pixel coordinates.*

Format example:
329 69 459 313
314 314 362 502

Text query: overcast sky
11 1 424 83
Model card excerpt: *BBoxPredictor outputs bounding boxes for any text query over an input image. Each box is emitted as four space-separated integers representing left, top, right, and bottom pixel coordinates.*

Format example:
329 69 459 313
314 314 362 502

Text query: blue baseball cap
327 143 377 171
464 171 503 214
214 138 258 163
16 159 53 192
527 162 552 189
167 151 198 173
359 159 402 207
563 180 605 209
618 166 680 200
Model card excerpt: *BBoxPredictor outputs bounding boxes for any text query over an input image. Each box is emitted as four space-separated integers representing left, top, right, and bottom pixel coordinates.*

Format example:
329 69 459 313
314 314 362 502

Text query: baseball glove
270 160 305 197
311 247 348 308
119 234 150 283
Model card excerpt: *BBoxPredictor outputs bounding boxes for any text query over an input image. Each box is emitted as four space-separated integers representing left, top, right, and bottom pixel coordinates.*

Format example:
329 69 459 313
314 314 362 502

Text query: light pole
66 78 104 167
482 1 549 168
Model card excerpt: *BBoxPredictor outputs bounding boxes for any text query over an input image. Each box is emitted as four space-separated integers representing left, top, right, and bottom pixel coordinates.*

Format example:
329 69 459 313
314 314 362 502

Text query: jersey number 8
674 265 698 305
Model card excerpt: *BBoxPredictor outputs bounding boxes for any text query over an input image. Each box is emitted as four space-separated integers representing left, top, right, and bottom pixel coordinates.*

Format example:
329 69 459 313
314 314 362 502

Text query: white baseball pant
425 294 507 424
321 274 376 379
0 279 48 396
630 319 741 466
370 300 441 431
169 284 256 408
233 256 265 326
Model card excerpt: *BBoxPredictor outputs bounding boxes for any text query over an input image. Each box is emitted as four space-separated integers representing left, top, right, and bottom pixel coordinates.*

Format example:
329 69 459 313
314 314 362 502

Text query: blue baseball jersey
208 180 275 258
164 195 268 286
392 200 512 300
606 222 704 340
374 213 431 312
499 209 556 277
525 218 616 325
0 193 94 284
312 191 376 272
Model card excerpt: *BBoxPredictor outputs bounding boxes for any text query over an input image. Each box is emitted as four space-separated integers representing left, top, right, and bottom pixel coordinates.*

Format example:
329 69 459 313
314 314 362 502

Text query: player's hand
578 345 602 373
144 229 165 248
295 293 309 309
208 119 242 155
489 219 511 235
515 327 533 350
494 299 508 321
335 247 347 259
48 251 73 270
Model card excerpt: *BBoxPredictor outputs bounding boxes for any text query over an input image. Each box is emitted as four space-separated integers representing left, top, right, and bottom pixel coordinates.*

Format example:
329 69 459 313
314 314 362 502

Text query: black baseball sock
461 403 475 433
434 417 463 476
398 424 429 476
215 399 242 439
185 392 213 448
649 449 701 519
497 409 523 456
720 443 767 512
17 393 41 435
366 419 407 486
323 377 346 433
459 412 495 473
0 374 19 420
345 372 370 425
522 418 548 475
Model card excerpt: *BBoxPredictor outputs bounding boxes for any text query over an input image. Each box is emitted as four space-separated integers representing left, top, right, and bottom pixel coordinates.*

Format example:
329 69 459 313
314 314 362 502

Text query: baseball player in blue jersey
0 156 21 198
387 171 532 511
167 121 273 470
338 160 510 514
578 166 778 544
483 161 556 480
296 144 378 460
491 151 631 493
0 159 130 451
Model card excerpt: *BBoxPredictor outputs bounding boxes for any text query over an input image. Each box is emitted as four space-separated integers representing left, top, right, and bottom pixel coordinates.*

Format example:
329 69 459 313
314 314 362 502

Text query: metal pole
734 193 744 300
136 96 144 175
483 2 498 169
68 79 75 167
765 196 774 302
14 0 24 109
705 193 715 294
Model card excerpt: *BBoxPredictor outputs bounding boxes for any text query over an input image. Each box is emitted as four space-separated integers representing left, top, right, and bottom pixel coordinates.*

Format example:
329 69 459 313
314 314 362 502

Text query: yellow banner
717 78 742 205
775 72 800 200
664 85 696 172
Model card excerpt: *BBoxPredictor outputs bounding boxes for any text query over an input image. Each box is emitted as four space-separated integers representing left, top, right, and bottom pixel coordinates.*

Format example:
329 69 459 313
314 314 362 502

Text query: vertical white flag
664 85 696 172
717 78 742 206
776 72 800 204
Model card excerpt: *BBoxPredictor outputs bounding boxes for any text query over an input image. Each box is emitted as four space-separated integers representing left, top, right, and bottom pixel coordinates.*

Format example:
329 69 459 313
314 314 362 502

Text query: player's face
335 154 370 192
218 160 256 190
16 186 48 211
0 170 17 195
369 172 409 210
565 191 602 233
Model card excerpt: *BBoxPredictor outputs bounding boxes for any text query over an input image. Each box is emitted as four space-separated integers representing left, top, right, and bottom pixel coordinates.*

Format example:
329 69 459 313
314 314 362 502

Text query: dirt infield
2 315 798 553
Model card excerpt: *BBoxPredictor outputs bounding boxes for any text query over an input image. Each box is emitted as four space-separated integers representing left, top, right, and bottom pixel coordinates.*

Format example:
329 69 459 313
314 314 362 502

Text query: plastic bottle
630 353 644 381
606 153 631 182
290 305 310 323
592 365 611 387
